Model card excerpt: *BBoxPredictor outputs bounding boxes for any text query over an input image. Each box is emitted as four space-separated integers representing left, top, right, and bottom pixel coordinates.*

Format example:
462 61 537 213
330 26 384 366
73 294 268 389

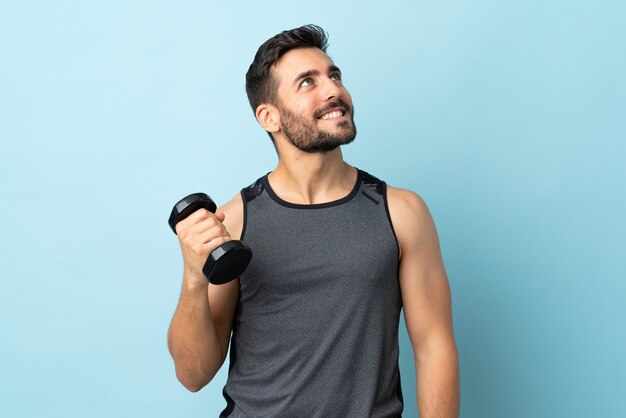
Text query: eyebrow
293 65 342 86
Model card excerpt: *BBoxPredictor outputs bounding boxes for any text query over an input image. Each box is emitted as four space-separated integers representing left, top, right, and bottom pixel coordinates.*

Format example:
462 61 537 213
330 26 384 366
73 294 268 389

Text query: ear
256 103 280 134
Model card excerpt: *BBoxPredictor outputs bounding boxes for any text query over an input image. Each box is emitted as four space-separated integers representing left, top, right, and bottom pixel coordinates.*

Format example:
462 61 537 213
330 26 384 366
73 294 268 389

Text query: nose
319 76 341 101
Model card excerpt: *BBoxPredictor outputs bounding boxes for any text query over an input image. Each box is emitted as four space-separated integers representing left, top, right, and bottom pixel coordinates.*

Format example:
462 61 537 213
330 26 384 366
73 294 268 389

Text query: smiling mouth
316 100 350 121
319 110 345 120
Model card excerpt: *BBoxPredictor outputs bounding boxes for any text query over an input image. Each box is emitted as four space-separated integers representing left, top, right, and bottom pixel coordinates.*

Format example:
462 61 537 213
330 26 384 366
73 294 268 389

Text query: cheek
301 99 319 116
294 102 306 114
292 99 312 115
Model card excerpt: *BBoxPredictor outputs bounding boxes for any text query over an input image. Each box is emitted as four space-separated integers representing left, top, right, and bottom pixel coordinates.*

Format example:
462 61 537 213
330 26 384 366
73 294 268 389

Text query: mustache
314 99 350 119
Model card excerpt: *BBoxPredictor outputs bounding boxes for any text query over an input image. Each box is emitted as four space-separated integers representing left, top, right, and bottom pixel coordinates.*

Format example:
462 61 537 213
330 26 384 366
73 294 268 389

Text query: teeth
321 110 343 120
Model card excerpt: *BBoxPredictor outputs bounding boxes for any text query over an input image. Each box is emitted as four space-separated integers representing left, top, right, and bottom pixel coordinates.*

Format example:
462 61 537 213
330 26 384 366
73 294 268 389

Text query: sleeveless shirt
220 168 404 418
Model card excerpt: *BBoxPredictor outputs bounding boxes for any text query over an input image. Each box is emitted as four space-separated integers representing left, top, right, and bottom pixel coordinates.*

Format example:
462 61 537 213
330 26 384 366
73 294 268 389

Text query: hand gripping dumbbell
168 193 252 284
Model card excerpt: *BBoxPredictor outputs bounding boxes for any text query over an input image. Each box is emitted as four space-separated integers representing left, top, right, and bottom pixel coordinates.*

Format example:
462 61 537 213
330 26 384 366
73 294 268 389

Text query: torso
220 169 404 418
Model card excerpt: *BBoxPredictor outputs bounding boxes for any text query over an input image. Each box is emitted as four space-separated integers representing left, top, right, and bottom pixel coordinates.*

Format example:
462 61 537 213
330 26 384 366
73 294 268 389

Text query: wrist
182 270 209 292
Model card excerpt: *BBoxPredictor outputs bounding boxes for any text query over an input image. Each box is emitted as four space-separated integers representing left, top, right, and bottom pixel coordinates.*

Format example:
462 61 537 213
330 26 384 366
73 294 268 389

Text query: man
168 25 459 417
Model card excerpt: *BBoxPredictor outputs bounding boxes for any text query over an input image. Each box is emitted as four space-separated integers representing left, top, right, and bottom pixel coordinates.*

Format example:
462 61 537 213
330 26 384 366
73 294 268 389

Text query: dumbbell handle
168 193 252 284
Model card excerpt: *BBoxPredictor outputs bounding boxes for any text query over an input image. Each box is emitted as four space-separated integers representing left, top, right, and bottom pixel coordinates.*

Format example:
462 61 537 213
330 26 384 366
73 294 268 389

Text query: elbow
181 380 206 393
167 338 225 392
175 364 217 392
176 371 212 393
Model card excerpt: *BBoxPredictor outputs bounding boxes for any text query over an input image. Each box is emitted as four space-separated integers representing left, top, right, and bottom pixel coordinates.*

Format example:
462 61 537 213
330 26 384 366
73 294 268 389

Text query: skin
167 47 460 417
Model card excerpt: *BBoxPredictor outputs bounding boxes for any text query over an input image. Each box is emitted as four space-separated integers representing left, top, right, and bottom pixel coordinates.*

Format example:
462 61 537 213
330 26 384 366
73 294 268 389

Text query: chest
240 205 399 303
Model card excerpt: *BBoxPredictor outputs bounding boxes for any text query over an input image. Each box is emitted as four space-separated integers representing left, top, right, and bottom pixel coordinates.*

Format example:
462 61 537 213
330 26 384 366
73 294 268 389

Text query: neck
269 146 357 205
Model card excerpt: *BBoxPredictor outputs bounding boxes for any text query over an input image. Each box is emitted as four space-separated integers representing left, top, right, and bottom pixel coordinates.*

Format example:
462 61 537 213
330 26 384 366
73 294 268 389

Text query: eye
330 72 342 81
299 78 312 88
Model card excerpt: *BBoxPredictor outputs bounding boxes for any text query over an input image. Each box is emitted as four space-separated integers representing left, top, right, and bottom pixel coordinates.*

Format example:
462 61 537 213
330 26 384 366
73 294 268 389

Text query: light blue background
2 1 625 417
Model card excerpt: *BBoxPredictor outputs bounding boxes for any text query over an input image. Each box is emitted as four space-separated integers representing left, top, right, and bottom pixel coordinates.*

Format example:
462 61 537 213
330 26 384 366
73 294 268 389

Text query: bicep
399 247 454 358
388 189 455 358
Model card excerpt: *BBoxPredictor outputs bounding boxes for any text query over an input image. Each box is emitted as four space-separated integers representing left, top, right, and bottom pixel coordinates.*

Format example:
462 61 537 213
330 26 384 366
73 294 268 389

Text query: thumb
215 211 226 223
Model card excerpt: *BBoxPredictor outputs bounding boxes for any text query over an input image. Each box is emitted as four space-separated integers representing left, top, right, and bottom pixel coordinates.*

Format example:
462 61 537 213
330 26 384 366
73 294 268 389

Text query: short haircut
245 24 329 141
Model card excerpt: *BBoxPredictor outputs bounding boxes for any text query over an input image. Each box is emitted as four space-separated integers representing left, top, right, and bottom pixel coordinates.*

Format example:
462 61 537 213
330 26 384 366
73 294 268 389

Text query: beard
277 99 357 153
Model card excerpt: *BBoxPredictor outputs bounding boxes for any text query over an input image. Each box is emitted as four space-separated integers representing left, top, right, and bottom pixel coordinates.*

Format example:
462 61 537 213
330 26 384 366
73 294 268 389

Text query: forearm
167 275 224 391
415 344 460 418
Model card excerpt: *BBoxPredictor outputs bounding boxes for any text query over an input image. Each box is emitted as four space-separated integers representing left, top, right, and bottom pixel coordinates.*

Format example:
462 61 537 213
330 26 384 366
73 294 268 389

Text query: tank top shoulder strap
241 174 267 204
358 169 386 196
240 175 267 240
357 169 399 256
357 169 387 207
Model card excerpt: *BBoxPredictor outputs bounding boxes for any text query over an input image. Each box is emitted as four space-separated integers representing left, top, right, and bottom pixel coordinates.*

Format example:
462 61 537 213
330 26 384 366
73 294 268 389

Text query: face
271 47 356 153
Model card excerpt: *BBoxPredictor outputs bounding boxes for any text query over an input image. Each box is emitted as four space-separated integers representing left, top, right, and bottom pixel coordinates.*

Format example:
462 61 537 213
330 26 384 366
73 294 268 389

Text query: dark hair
246 24 329 141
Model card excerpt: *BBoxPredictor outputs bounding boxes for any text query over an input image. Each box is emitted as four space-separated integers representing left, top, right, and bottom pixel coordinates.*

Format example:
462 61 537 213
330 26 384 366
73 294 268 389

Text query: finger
187 229 228 256
215 211 226 223
192 236 230 258
180 219 223 246
205 235 231 254
199 225 230 245
175 208 216 234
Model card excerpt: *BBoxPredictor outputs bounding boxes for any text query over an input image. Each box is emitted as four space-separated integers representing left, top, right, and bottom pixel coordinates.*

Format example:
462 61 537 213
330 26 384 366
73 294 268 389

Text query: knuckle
176 218 191 234
178 227 189 240
191 243 205 255
211 238 225 249
196 208 210 218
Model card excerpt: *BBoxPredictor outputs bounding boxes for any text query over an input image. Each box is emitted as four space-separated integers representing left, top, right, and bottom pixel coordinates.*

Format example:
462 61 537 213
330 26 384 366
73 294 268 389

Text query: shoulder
386 185 429 215
386 185 432 229
218 174 268 239
386 185 437 258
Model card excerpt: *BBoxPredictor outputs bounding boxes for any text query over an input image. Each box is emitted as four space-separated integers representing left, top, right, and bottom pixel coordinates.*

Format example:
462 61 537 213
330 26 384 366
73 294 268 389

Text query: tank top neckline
262 168 363 210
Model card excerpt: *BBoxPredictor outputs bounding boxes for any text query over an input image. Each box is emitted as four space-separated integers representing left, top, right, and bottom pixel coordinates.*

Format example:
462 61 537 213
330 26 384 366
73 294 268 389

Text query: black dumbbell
168 193 252 284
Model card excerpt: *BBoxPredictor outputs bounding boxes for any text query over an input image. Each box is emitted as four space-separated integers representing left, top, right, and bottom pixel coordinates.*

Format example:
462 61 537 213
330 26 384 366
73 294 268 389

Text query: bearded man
168 24 460 418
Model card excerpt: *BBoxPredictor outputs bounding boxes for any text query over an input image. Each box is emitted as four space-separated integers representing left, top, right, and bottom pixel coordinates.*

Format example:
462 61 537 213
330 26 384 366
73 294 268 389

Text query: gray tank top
220 169 403 418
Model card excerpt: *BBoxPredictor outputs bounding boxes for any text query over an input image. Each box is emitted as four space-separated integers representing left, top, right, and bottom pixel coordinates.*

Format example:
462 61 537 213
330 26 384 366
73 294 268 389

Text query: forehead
272 47 334 87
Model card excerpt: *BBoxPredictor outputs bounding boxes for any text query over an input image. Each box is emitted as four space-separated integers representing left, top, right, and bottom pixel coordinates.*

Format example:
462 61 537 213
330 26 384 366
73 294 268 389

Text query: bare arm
167 194 243 392
387 187 460 418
